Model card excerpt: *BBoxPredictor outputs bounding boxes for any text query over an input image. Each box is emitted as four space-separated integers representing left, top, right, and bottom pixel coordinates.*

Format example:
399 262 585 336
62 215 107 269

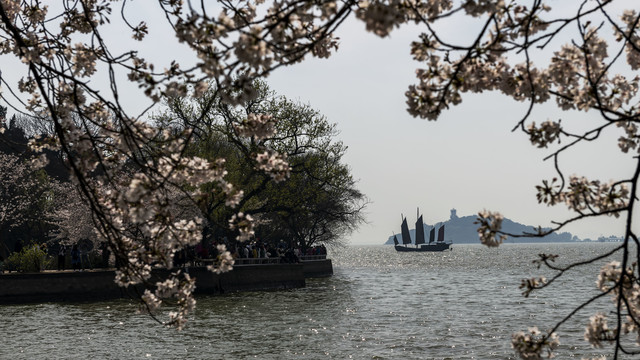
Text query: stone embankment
0 258 333 304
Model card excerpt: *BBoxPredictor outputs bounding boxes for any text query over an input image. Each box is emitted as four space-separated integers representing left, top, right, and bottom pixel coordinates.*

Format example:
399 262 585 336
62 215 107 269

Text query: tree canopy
156 80 367 250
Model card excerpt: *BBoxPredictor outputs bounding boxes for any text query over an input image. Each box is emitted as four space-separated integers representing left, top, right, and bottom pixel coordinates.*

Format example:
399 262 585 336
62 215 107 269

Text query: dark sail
437 224 445 242
429 227 435 244
415 215 426 245
401 218 412 245
393 235 399 246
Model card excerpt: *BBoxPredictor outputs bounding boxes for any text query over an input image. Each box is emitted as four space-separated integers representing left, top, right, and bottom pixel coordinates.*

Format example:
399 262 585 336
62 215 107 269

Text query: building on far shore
597 235 624 242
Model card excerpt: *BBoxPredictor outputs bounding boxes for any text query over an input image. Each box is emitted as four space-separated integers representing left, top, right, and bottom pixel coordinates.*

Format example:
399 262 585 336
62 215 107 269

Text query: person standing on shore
100 242 110 268
71 245 80 271
80 247 91 271
57 245 66 271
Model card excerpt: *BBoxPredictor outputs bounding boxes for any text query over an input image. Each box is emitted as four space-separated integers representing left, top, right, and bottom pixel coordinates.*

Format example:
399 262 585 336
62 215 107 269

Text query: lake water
0 243 633 359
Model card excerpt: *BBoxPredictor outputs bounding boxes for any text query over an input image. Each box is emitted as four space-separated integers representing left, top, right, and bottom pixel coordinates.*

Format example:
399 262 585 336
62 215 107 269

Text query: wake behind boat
393 209 452 252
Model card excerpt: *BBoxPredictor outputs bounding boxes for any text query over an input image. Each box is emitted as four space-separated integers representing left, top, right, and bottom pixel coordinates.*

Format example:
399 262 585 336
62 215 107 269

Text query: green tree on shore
0 150 58 258
156 81 367 250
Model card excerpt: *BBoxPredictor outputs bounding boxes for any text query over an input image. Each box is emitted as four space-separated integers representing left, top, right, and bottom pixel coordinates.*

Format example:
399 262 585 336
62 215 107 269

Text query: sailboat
393 209 452 252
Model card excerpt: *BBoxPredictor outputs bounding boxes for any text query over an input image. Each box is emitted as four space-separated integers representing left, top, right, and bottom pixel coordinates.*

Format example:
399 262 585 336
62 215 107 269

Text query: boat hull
394 243 452 252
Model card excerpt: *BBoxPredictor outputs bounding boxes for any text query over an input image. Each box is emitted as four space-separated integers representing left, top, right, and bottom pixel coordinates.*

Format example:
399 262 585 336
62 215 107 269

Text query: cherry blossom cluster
535 178 563 207
565 177 629 216
511 326 560 360
50 181 96 246
96 173 217 327
228 212 255 242
536 176 629 217
519 277 547 298
0 152 38 232
135 1 348 104
617 121 639 154
207 244 235 275
474 210 506 247
140 270 196 330
527 121 562 149
584 312 616 349
223 185 244 209
618 10 640 71
586 261 640 349
402 1 640 136
58 120 239 325
355 1 408 37
255 149 291 182
98 172 208 273
234 113 277 140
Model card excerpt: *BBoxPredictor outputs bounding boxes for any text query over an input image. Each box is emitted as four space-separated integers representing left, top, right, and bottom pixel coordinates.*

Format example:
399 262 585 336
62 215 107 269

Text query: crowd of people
228 242 327 263
2 237 328 272
56 243 103 271
174 239 328 267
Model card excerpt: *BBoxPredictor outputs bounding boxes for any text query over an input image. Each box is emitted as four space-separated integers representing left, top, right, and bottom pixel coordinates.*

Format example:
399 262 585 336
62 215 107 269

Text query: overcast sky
1 4 635 245
266 16 634 245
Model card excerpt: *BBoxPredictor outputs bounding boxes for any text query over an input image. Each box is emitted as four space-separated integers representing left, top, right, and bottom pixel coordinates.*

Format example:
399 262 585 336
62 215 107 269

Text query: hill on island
384 209 580 245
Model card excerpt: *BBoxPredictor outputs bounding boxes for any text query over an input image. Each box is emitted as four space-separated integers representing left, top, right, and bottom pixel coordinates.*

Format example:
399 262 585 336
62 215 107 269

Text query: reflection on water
0 243 631 359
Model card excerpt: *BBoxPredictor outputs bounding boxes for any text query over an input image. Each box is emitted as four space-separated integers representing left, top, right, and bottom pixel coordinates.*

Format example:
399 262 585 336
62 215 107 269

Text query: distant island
384 209 623 245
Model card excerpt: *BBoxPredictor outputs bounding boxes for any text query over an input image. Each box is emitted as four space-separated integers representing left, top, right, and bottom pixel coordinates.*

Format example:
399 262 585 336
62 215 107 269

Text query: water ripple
0 243 632 359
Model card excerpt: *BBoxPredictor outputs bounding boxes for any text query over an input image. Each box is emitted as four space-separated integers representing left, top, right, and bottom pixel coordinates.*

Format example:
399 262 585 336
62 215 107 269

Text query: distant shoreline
380 240 625 246
386 211 623 246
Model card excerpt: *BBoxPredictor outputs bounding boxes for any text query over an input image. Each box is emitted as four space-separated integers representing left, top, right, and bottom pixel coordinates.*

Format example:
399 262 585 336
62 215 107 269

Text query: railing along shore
196 254 327 266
